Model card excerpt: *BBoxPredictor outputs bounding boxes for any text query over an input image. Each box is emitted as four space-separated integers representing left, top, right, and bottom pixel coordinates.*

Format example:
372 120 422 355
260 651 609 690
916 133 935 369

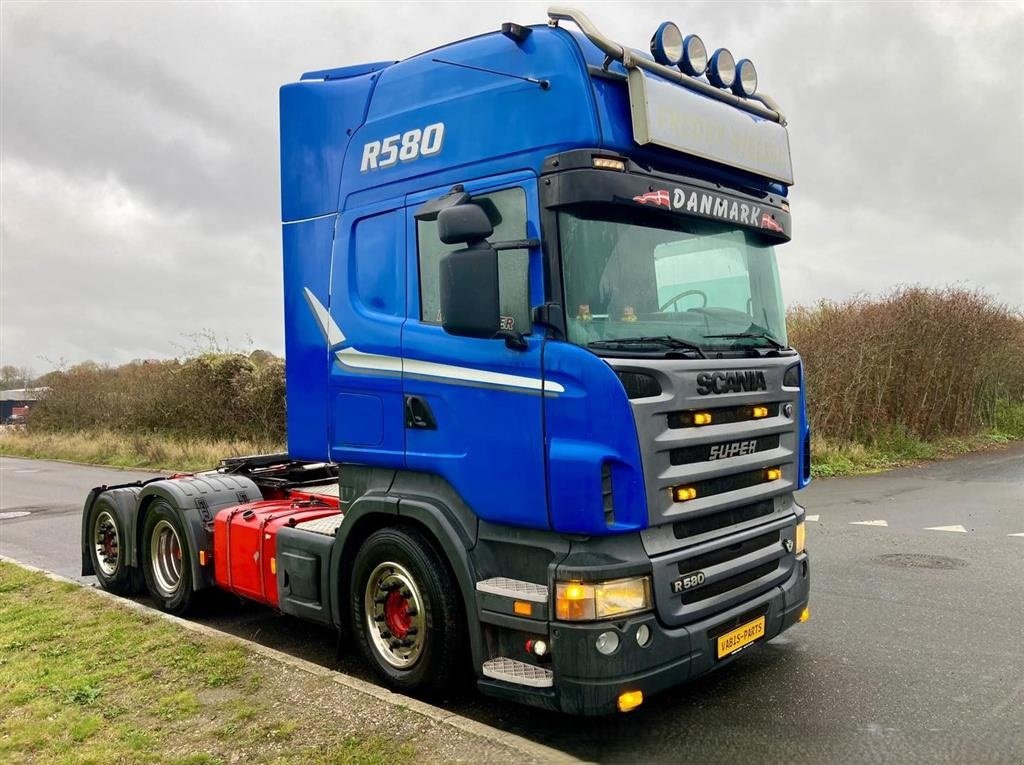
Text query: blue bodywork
279 23 808 536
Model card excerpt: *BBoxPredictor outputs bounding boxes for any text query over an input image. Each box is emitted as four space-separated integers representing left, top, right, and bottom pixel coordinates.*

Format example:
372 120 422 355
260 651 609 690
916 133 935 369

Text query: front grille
671 434 780 466
673 500 775 539
677 530 780 573
679 561 777 604
668 402 779 429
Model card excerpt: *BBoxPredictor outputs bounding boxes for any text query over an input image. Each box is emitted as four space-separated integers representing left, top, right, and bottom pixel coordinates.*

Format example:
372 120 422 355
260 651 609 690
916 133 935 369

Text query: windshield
558 207 788 353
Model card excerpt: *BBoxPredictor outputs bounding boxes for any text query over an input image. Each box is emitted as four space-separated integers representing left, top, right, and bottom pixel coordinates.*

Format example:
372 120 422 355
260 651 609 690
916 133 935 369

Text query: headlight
555 576 653 621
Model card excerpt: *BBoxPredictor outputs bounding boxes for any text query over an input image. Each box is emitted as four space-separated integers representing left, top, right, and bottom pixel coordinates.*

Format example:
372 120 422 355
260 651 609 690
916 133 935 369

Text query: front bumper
477 552 810 716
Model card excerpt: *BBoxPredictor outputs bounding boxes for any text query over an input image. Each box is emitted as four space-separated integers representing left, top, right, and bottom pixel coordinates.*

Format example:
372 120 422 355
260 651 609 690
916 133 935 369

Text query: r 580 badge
672 570 706 594
361 122 445 172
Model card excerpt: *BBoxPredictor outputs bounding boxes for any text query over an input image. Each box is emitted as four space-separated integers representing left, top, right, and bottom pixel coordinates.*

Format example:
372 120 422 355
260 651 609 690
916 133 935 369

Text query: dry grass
0 428 281 472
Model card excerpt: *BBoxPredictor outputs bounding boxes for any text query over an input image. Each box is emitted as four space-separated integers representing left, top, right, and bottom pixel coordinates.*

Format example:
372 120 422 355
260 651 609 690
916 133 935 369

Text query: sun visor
628 69 794 186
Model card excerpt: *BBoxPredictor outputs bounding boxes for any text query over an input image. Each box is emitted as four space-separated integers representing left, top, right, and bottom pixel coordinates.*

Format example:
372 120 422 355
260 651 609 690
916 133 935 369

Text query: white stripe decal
307 287 561 394
304 288 345 347
334 349 564 393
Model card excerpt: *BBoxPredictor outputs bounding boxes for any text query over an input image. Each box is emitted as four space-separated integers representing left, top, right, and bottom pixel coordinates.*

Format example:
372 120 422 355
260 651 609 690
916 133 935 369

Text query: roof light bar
546 6 786 124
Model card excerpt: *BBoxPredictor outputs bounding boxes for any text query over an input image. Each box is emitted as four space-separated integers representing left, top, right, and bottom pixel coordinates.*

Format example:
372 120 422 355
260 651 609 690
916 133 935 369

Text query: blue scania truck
81 7 810 715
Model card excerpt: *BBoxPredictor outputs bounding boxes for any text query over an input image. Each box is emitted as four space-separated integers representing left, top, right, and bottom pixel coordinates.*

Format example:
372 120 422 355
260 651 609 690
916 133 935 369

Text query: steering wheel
660 289 708 312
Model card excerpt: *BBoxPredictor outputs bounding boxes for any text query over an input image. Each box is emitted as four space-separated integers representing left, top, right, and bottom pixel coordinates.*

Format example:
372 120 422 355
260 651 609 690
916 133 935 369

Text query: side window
416 187 531 334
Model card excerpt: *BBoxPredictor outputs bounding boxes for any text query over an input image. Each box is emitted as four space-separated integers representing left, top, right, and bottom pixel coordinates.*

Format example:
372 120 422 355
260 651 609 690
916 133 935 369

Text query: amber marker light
693 412 713 425
593 157 626 171
618 690 644 712
513 601 533 617
673 486 698 502
765 467 782 481
752 405 769 418
799 607 811 623
795 521 806 554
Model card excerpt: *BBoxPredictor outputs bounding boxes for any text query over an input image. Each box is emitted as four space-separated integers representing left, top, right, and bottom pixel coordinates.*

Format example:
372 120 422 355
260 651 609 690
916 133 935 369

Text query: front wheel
350 526 464 695
140 500 195 614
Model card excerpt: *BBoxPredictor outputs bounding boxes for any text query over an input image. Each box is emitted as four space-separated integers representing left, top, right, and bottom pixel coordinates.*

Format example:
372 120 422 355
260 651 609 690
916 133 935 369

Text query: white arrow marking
925 525 968 533
1007 533 1024 538
805 515 820 522
851 520 888 527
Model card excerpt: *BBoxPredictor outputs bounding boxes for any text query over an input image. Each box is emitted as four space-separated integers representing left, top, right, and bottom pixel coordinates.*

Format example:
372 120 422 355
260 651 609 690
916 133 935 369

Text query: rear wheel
141 501 195 614
350 526 464 695
87 501 131 594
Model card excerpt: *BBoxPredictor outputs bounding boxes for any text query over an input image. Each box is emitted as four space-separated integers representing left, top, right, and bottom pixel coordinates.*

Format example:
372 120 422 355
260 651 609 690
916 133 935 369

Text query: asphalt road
2 447 1022 763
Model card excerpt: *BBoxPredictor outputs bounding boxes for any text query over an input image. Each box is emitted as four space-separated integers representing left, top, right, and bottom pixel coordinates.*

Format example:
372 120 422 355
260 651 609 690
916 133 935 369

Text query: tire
87 498 132 595
350 526 465 695
140 500 195 614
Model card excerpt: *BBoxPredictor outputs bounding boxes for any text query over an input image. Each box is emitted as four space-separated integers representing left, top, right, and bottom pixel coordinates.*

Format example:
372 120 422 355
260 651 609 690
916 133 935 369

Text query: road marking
806 515 820 522
1008 533 1024 538
851 520 888 527
13 469 39 473
925 525 968 533
0 511 31 520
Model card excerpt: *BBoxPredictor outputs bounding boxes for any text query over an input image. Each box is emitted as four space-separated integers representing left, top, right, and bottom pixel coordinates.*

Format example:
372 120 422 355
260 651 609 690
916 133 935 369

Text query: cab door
402 173 550 529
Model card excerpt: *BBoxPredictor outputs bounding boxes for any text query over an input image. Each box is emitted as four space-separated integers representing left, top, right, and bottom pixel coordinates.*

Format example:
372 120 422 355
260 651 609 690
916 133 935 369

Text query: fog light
595 631 620 655
799 607 811 623
636 624 651 647
526 639 549 657
618 690 644 712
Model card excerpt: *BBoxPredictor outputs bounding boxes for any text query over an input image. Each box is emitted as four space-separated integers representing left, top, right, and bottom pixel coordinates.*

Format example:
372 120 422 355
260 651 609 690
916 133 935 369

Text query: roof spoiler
547 6 787 125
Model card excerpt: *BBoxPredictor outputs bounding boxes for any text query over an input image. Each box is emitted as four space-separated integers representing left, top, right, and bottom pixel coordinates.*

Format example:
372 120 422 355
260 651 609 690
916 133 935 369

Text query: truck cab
83 7 810 716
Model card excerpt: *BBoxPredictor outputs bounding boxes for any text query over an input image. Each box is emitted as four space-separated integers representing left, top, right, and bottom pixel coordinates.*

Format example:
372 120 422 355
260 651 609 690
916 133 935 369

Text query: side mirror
439 242 500 339
438 204 493 245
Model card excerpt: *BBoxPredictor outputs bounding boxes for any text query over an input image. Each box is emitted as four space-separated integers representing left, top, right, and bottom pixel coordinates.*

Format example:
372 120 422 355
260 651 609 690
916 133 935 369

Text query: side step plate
482 657 553 688
476 577 548 603
294 514 344 536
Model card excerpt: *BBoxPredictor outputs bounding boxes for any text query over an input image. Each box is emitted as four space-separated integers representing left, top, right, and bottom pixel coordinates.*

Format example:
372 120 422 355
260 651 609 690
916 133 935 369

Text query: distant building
0 388 48 423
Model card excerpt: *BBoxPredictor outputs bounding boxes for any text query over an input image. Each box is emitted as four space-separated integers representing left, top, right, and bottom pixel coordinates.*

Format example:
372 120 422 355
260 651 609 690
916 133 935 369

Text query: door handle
404 395 437 430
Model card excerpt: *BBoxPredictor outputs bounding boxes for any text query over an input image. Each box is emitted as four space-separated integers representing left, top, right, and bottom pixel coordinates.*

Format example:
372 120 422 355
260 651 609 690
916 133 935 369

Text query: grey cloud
2 1 1022 374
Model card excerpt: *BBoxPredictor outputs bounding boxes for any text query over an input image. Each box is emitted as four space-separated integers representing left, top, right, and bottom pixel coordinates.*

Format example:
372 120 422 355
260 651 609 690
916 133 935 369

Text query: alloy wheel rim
364 561 426 669
150 519 183 596
93 510 120 577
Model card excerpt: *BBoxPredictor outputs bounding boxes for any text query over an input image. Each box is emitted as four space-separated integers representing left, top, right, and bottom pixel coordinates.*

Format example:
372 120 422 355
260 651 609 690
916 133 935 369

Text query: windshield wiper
587 335 707 359
702 331 788 350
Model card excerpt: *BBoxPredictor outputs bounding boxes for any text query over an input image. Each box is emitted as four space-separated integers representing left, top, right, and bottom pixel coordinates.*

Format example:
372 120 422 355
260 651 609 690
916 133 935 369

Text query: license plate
716 615 766 659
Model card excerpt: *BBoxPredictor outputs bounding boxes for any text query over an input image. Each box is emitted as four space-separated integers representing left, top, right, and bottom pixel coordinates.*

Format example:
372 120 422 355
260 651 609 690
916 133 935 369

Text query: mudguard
137 474 261 591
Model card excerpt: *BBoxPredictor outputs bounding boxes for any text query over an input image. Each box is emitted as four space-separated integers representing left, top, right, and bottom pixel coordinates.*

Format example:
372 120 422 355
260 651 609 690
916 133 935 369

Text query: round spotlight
650 21 684 66
679 34 707 76
732 58 758 97
707 48 736 89
595 631 620 655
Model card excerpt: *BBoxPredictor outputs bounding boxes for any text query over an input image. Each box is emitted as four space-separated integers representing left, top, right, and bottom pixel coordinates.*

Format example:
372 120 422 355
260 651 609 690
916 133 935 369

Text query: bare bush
789 287 1024 441
29 352 285 443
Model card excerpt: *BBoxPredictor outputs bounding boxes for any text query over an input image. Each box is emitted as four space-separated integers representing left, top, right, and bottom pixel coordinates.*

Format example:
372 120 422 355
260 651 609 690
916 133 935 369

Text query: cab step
482 657 553 688
475 577 548 602
294 514 344 536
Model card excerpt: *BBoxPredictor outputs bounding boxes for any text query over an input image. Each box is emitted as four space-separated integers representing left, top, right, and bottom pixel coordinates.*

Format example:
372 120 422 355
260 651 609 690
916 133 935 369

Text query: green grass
0 563 422 765
810 401 1024 477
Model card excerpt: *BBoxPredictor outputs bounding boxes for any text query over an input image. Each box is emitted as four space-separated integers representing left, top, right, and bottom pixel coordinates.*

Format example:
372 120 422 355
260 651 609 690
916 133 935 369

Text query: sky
2 1 1022 372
